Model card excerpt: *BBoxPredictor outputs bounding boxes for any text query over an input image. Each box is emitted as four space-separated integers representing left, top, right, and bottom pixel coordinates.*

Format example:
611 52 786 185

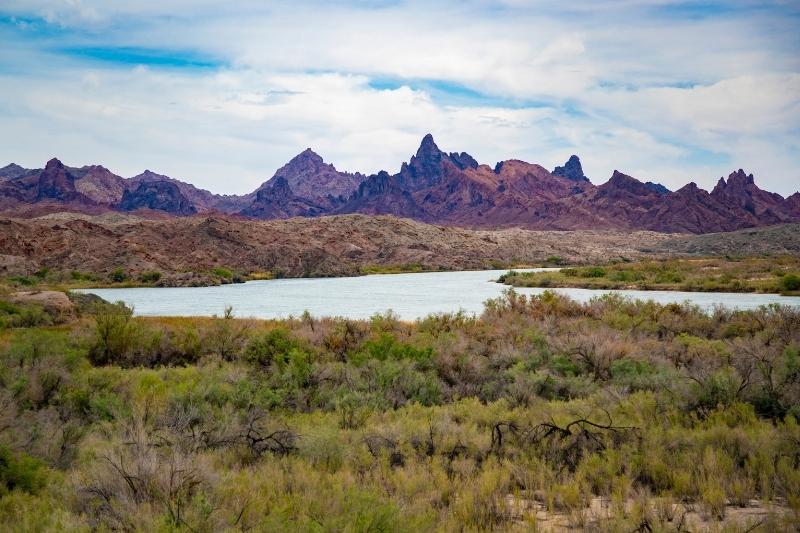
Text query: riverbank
499 256 800 296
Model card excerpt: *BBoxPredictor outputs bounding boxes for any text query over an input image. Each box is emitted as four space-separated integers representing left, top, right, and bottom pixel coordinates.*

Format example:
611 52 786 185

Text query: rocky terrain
0 213 678 281
2 135 798 233
1 210 798 285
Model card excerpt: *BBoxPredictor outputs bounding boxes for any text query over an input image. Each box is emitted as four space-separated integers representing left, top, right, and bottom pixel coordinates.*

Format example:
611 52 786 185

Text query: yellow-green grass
0 290 799 530
500 256 800 295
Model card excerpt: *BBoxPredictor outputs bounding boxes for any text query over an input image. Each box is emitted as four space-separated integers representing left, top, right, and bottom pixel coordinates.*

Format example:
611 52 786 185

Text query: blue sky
0 0 798 195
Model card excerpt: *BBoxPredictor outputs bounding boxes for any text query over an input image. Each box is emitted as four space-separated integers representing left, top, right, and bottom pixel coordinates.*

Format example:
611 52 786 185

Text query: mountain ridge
1 135 798 233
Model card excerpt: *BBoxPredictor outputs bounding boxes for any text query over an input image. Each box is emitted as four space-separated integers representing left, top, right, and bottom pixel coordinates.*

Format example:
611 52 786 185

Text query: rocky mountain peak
274 149 331 181
553 155 590 182
604 170 653 196
119 180 196 215
729 169 755 186
713 169 756 195
45 157 64 171
37 158 82 202
0 163 34 181
417 133 439 154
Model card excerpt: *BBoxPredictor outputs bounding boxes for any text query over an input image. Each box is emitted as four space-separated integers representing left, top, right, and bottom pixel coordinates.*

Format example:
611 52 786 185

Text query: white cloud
0 0 798 195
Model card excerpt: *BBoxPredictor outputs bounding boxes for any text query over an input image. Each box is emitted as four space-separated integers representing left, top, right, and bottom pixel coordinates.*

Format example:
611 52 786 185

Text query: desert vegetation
500 256 800 296
0 289 798 531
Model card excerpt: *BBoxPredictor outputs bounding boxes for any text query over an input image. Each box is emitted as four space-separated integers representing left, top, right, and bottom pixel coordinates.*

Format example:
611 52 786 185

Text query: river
74 269 800 320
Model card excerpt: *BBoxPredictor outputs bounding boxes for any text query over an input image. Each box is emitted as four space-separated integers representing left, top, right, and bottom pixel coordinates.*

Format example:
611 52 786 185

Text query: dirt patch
507 495 794 531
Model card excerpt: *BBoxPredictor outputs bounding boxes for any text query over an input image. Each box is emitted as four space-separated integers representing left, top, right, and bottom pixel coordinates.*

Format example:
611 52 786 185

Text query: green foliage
0 300 52 329
211 266 234 280
244 327 300 366
109 267 128 283
545 255 567 265
0 446 47 496
70 270 100 282
88 302 139 365
580 266 607 278
138 271 162 283
6 276 35 286
780 273 800 292
502 256 800 295
353 332 434 365
0 289 799 530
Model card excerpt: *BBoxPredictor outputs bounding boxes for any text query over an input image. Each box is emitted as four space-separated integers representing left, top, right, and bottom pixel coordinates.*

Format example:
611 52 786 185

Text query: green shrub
546 256 567 266
71 270 100 282
354 333 434 365
609 270 644 282
212 267 234 280
779 274 800 292
245 327 299 366
138 271 162 283
654 270 684 283
109 267 128 283
579 267 607 278
0 446 47 496
7 276 35 286
88 302 140 365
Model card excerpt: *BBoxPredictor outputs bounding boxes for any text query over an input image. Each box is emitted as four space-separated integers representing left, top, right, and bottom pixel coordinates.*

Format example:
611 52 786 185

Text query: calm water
74 269 800 320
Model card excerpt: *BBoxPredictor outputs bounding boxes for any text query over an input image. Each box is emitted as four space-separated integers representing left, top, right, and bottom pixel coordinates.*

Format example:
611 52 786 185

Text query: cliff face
119 180 197 216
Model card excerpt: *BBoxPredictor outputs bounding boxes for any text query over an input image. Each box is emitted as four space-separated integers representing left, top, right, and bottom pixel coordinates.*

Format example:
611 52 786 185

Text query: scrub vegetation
0 289 798 531
500 256 800 296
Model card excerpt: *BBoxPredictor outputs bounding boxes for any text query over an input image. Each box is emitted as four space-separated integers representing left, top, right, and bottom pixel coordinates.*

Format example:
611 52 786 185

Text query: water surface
75 269 800 320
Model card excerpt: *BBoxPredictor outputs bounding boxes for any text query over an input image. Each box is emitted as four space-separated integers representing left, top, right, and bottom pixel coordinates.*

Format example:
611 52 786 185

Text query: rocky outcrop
552 155 590 182
36 158 91 203
0 163 37 181
239 176 325 219
268 148 365 204
10 290 76 322
644 182 670 195
119 180 197 215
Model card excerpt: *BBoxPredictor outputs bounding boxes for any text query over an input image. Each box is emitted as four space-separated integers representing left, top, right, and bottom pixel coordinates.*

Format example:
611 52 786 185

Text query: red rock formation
1 138 798 234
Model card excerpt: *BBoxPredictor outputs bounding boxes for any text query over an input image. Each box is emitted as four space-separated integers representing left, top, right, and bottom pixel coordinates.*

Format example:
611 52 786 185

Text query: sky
0 0 798 195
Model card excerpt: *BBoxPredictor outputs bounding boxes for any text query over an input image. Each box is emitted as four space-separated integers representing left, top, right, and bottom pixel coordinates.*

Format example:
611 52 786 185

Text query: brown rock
10 290 76 321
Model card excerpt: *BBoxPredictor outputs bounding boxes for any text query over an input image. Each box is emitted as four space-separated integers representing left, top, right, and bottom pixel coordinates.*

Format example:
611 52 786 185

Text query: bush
71 270 100 282
138 271 162 283
245 328 299 366
212 267 234 280
779 274 800 292
354 333 434 365
88 302 140 365
109 268 128 283
654 270 684 283
579 267 607 278
546 256 567 266
0 446 47 496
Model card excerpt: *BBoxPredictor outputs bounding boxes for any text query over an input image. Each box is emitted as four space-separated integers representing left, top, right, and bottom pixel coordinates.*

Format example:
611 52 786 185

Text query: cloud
0 0 798 195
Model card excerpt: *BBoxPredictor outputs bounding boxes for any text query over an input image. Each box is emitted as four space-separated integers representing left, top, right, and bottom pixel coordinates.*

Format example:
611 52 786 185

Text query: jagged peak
415 133 442 158
409 134 477 172
712 169 757 196
45 157 64 169
290 148 324 164
448 151 479 170
675 181 705 195
553 155 590 182
727 168 755 185
603 170 655 196
609 170 640 185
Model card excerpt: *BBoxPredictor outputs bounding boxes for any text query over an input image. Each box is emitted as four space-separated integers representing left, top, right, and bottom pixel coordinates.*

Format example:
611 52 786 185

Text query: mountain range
1 134 798 233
